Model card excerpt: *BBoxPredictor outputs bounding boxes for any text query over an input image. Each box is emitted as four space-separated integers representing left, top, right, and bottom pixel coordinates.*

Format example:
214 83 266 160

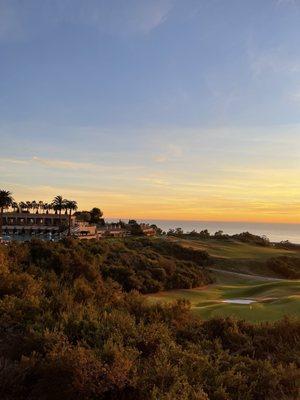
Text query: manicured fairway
147 270 300 323
168 237 299 260
165 237 300 277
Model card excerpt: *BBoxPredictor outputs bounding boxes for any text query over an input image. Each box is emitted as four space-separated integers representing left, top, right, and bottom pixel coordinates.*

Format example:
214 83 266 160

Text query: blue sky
1 0 300 221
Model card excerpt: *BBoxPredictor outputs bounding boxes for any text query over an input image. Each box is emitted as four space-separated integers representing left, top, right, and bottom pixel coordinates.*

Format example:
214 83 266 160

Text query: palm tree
48 203 54 214
52 195 65 217
32 200 38 214
38 201 44 214
43 203 48 214
19 201 27 212
0 190 14 237
26 201 33 213
11 201 19 212
64 200 78 236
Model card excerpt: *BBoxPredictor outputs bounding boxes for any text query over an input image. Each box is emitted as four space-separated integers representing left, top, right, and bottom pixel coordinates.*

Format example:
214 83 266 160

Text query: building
1 211 75 235
73 222 99 240
97 225 129 238
97 223 156 238
1 212 157 240
140 223 156 236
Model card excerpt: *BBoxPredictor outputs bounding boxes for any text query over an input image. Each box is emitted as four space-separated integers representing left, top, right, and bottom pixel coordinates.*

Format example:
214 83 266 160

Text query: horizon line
106 217 300 225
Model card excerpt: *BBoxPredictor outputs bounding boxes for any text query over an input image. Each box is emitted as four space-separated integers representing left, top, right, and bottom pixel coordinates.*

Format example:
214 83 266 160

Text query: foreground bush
0 240 299 400
4 238 211 293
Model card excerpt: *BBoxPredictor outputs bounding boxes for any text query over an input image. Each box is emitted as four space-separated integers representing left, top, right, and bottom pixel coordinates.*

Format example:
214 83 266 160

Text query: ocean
109 219 300 244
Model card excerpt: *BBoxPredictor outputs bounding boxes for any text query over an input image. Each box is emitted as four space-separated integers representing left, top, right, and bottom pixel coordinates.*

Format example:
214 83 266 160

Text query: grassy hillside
0 239 299 399
166 237 300 277
148 269 300 323
170 237 299 260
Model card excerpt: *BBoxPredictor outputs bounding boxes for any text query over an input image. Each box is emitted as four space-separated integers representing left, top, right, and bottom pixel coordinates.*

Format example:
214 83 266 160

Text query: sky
1 0 300 222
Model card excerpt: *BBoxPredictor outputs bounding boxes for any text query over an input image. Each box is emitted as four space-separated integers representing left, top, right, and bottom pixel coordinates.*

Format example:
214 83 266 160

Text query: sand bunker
222 299 256 304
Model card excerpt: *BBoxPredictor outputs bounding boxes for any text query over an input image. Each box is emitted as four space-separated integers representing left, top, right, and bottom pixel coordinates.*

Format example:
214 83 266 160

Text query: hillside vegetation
12 237 210 293
0 239 299 400
148 237 300 323
169 236 300 278
148 270 300 323
267 256 300 279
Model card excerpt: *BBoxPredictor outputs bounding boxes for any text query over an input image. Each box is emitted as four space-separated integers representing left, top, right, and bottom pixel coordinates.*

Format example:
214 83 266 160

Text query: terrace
1 211 75 233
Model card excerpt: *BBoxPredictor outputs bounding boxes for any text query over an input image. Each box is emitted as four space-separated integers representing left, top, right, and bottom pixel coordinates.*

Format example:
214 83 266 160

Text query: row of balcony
3 220 67 226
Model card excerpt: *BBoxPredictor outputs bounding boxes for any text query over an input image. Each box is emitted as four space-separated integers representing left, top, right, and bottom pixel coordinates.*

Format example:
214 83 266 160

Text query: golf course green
147 238 300 323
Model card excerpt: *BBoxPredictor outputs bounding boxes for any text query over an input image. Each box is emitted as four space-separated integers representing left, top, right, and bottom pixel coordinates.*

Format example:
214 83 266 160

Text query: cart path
208 267 288 282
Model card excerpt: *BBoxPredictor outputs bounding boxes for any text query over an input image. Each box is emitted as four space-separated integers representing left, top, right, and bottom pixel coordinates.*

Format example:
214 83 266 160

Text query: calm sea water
109 219 300 244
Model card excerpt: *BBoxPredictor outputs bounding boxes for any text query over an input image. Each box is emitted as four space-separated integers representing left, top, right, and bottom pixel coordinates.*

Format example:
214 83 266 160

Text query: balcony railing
2 221 67 226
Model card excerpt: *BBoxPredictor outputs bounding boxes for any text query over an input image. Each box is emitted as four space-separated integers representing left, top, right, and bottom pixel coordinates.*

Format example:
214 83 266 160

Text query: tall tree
52 195 65 223
19 201 27 212
48 203 54 214
11 202 19 212
0 190 13 237
26 201 33 213
43 203 49 214
38 201 44 214
90 207 103 223
31 200 38 214
64 200 78 236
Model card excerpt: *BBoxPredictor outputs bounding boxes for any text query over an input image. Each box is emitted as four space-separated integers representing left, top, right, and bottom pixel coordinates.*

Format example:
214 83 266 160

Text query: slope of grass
146 238 300 322
169 237 299 260
164 237 300 277
147 270 300 323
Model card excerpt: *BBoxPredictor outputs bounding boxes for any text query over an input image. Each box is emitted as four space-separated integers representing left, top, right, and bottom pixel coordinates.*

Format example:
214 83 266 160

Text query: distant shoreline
108 219 300 244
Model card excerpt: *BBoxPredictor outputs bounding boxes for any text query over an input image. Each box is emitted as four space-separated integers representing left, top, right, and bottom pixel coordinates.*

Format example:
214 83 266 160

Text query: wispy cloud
57 0 175 35
153 144 183 163
31 156 95 170
249 47 300 76
0 158 28 165
1 156 143 173
276 0 297 6
0 0 174 41
288 91 300 104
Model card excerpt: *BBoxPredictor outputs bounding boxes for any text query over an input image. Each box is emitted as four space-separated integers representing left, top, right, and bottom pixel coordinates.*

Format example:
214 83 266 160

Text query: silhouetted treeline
0 239 299 399
267 256 300 279
231 231 270 246
167 229 272 246
275 240 300 250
